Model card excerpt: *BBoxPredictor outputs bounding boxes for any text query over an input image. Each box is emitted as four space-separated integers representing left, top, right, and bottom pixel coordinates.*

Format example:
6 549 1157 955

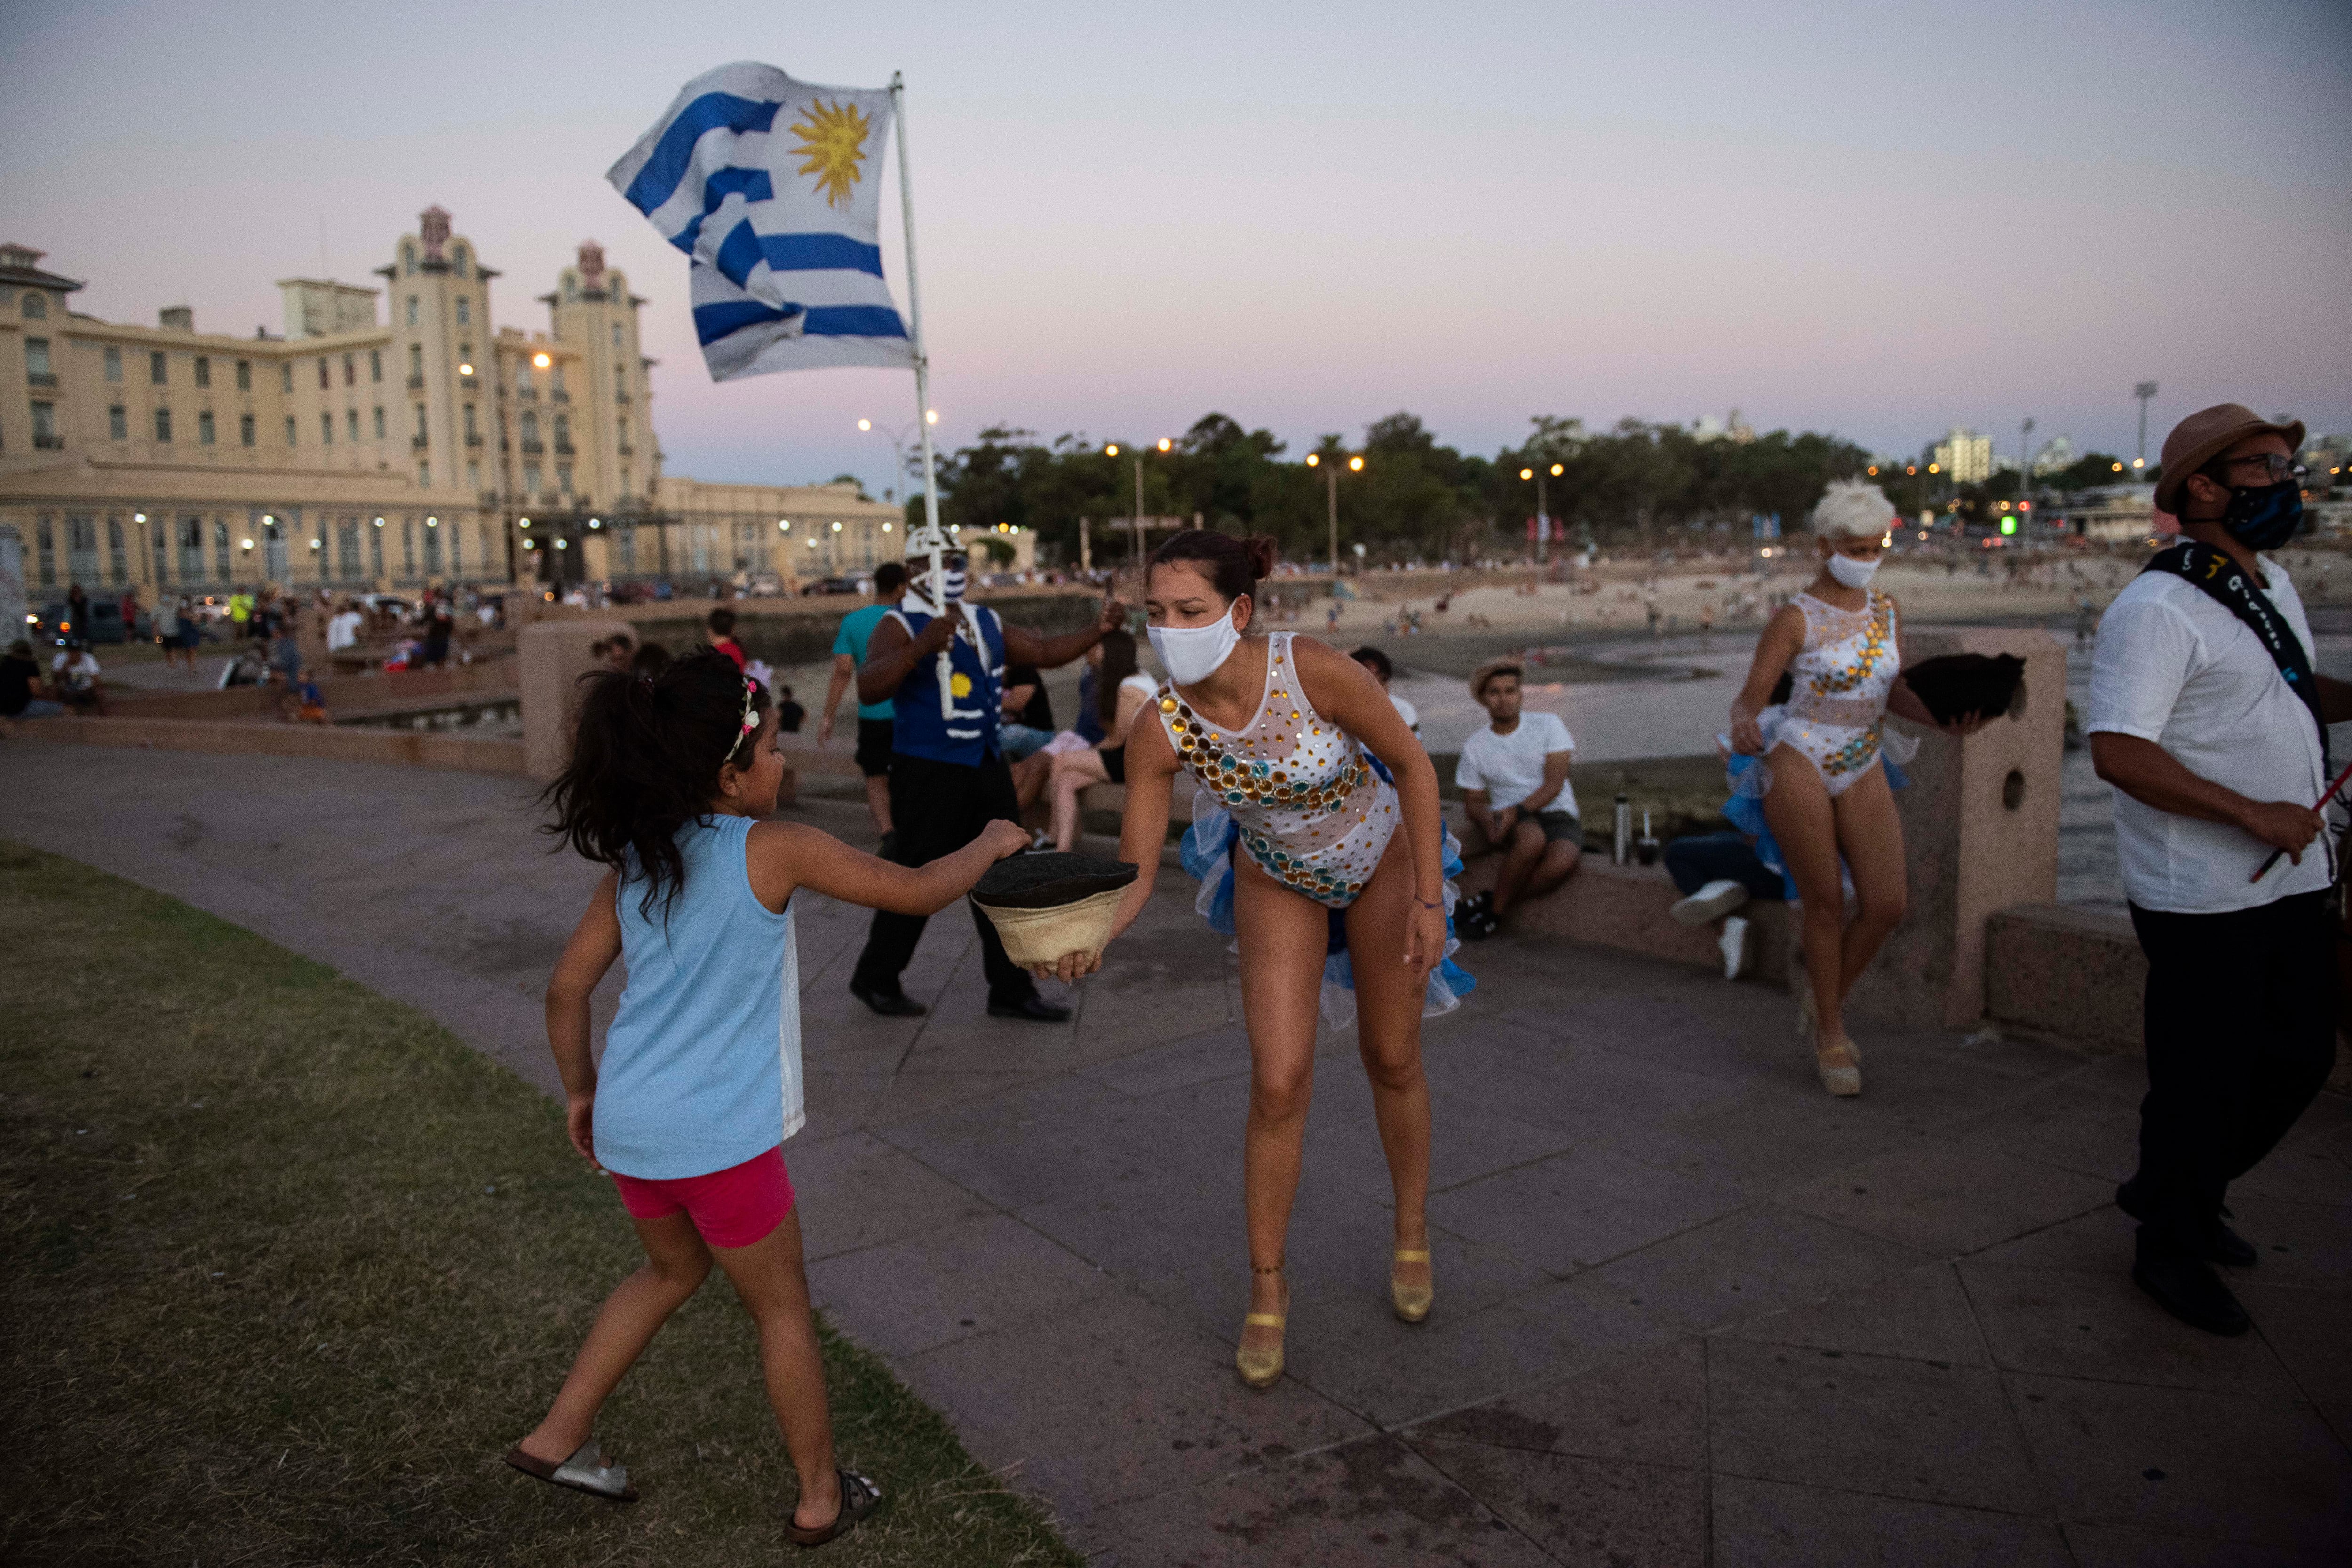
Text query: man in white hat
2087 402 2341 1336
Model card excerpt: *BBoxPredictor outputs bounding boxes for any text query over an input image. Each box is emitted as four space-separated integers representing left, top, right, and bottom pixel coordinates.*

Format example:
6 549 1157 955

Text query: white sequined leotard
1775 590 1907 797
1155 632 1399 907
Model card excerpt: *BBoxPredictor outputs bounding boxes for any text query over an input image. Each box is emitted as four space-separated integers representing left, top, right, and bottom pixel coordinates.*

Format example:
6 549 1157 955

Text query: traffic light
2000 516 2018 536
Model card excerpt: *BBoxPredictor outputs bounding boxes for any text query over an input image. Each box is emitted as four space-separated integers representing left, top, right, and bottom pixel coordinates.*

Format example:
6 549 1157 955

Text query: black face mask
2221 479 2304 553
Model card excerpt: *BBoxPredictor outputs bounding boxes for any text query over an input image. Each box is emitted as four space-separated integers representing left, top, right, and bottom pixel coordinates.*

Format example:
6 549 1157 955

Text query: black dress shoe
2131 1238 2250 1336
850 981 925 1018
2117 1180 2256 1268
987 995 1071 1023
2206 1218 2258 1269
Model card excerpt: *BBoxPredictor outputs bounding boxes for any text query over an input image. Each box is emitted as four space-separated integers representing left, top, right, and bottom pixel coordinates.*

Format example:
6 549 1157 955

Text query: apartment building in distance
1929 425 1994 485
0 207 903 600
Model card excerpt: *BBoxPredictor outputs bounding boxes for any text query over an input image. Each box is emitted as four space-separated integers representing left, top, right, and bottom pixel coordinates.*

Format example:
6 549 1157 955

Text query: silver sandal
790 1467 884 1548
504 1436 639 1502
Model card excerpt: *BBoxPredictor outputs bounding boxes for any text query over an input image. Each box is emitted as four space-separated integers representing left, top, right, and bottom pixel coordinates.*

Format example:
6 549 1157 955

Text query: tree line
915 411 1888 568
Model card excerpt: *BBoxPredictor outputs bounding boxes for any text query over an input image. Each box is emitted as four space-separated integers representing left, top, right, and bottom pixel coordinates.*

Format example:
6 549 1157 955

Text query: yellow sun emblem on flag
949 672 973 698
788 98 872 210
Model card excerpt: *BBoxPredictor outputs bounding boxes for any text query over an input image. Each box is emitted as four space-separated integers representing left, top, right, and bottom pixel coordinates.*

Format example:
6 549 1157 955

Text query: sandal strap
1392 1249 1430 1263
1243 1313 1285 1327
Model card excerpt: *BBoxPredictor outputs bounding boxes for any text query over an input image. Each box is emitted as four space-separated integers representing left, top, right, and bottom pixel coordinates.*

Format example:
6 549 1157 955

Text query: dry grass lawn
0 840 1077 1567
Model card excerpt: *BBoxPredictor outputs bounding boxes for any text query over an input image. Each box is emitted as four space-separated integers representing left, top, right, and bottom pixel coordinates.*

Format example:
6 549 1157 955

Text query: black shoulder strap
2141 540 2328 772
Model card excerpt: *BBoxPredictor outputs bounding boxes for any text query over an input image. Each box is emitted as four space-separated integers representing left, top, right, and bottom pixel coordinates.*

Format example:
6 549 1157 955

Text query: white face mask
1148 604 1242 686
1825 551 1880 589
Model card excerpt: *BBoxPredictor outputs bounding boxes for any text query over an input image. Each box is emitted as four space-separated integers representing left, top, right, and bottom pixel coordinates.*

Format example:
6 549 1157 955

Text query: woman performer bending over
1041 531 1471 1388
1727 481 1979 1096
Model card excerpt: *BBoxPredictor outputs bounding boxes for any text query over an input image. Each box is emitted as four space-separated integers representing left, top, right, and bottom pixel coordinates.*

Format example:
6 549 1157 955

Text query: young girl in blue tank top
506 650 1026 1545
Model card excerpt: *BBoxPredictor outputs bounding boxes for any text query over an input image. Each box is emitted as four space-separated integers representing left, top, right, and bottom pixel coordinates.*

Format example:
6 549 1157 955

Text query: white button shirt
2086 558 2329 913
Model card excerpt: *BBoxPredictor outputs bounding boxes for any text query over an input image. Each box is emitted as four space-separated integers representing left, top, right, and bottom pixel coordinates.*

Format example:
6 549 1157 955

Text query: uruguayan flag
608 62 912 380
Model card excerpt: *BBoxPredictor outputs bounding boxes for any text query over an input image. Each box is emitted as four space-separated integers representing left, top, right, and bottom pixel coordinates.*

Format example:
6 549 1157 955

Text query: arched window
553 413 570 449
452 244 469 278
520 410 539 446
403 243 416 276
21 293 46 319
564 276 579 303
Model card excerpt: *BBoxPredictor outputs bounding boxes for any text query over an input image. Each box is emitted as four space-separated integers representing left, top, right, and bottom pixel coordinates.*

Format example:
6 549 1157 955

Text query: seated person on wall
1349 646 1420 735
1663 830 1784 980
999 659 1059 814
1454 661 1578 939
1046 630 1155 851
50 639 106 715
1 638 66 724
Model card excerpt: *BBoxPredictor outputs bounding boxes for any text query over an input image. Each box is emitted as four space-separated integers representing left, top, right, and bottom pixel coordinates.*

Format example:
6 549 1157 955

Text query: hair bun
1242 534 1279 579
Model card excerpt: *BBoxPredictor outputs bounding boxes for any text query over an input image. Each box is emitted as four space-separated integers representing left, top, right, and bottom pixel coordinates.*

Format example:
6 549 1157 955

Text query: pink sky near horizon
5 0 2347 499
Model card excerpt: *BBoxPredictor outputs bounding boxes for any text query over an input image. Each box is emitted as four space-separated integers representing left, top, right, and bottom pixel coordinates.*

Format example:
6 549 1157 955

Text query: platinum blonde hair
1811 479 1897 541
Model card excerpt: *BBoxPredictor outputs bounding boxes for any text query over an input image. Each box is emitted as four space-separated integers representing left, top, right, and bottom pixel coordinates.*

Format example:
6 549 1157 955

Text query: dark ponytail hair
1095 628 1138 724
1148 530 1278 623
540 648 770 919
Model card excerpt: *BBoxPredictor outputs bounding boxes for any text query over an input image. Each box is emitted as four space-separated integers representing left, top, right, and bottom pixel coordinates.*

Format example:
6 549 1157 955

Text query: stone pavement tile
1280 1280 1685 1431
2225 1197 2352 1287
2232 1125 2352 1206
1409 1434 1706 1568
1307 1070 1577 1209
1970 1208 2130 1273
1432 1030 1752 1146
895 1289 1374 1522
1577 1205 1929 1333
1426 1142 1749 1276
1629 1085 1918 1194
795 1070 891 1146
1958 1261 2297 1395
1802 1043 2069 1135
863 1068 1058 1127
1707 1337 2042 1512
1709 1474 2071 1568
1403 1337 1708 1470
873 1074 1165 1210
805 1210 1116 1360
1079 1025 1254 1098
784 1130 993 1262
2237 1284 2352 1402
1940 1071 2146 1185
2006 1371 2352 1550
1780 1138 2118 1257
1498 992 1779 1083
897 1004 1138 1075
1018 1172 1242 1283
2062 1521 2343 1567
1068 1435 1554 1568
1733 1261 1993 1368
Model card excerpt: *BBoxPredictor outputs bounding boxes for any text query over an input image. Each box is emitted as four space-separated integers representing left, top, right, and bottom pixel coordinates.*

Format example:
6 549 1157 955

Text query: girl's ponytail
540 648 771 918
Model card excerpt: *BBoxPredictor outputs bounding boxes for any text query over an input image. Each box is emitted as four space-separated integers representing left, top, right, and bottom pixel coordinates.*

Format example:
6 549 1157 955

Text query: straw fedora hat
968 851 1138 968
1469 659 1523 700
2155 403 2305 513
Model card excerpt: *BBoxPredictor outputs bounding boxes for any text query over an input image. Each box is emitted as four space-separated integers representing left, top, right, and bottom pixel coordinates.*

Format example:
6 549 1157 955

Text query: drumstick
2249 757 2352 883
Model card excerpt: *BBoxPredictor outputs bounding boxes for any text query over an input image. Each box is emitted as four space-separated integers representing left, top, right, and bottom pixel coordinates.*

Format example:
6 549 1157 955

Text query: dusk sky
6 0 2348 498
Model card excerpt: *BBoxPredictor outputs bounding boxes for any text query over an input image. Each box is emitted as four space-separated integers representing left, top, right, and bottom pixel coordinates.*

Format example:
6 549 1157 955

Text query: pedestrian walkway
4 744 2346 1565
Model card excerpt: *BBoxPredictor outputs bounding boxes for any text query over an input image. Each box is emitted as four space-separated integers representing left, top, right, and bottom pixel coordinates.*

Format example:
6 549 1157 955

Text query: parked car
33 599 130 644
805 575 871 597
741 571 787 598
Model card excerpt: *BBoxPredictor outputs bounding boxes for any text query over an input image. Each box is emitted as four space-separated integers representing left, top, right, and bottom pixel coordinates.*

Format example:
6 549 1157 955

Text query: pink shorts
609 1146 794 1249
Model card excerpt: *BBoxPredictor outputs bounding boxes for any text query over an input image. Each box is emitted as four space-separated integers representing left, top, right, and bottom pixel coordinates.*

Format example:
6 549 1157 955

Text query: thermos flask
1612 793 1631 865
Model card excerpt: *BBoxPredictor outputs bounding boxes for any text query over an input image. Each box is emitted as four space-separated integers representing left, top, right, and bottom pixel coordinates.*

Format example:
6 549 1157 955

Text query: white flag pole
890 71 956 719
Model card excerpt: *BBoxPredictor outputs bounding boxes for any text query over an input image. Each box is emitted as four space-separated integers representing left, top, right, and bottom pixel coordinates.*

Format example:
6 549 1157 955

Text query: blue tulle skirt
1722 714 1909 903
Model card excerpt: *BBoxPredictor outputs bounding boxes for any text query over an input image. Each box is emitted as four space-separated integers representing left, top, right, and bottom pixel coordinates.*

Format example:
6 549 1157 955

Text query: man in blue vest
849 545 1125 1020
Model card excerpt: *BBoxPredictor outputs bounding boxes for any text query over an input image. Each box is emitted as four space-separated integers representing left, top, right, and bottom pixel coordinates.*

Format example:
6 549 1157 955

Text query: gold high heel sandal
1391 1247 1434 1324
1235 1264 1287 1389
1814 1037 1861 1097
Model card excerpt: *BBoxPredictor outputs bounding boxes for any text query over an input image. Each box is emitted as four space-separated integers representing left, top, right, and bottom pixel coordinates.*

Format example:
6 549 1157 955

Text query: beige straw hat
971 885 1128 968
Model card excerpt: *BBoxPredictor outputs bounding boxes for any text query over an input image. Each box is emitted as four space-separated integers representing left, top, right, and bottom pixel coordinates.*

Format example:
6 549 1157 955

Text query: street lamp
1109 439 1175 572
2134 381 2159 468
857 411 937 504
1518 461 1565 563
1304 450 1366 595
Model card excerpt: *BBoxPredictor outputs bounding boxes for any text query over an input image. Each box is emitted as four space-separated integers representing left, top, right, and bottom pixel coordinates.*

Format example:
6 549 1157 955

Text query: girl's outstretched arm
746 818 1029 916
545 870 623 1169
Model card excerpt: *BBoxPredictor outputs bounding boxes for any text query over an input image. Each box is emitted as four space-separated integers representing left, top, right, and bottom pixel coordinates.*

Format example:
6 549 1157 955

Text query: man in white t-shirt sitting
1349 645 1420 734
2087 402 2345 1338
326 600 365 654
1454 661 1578 938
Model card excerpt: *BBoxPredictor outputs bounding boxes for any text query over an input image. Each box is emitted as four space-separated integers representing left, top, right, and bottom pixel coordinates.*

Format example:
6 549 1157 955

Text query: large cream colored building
0 207 907 601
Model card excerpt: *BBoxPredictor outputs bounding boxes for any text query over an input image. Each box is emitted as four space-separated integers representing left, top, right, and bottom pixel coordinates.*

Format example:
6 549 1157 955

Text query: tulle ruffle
1719 707 1910 904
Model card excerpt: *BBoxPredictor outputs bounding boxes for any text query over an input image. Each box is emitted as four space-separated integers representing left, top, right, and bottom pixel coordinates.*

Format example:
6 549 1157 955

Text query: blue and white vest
888 597 1005 766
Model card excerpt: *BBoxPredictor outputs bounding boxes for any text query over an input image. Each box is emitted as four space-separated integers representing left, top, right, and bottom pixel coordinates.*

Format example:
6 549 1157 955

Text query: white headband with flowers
727 675 758 764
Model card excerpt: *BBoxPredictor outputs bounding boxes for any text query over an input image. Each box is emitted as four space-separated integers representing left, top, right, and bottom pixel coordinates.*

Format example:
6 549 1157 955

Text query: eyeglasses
2217 453 2307 485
